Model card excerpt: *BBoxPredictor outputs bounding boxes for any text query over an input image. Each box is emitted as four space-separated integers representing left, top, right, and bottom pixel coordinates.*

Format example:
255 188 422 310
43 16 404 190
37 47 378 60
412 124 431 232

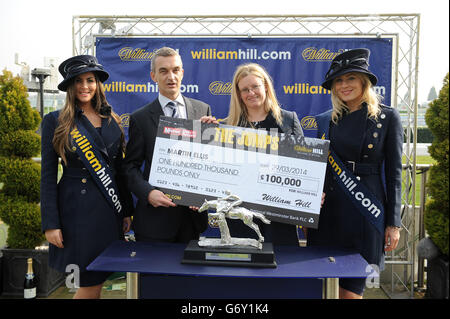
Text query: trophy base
198 237 264 249
182 239 277 268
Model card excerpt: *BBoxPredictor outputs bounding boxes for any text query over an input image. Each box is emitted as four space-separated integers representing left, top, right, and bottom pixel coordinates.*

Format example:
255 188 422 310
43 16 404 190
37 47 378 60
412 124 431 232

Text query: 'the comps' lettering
213 127 279 151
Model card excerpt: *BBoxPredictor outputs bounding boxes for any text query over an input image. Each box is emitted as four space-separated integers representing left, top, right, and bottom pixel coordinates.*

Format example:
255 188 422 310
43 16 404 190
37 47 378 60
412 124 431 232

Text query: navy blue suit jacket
123 96 211 241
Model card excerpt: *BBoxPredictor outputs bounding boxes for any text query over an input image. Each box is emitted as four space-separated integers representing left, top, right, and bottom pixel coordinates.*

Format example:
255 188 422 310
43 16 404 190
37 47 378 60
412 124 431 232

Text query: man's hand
199 115 219 124
148 189 177 208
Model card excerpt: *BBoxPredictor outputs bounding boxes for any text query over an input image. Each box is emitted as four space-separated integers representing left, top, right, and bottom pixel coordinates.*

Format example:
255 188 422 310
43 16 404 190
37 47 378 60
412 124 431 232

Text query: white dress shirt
158 94 187 119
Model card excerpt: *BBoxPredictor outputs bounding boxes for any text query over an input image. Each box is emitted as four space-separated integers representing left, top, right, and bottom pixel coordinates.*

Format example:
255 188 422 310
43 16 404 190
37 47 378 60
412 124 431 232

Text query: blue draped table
87 240 370 299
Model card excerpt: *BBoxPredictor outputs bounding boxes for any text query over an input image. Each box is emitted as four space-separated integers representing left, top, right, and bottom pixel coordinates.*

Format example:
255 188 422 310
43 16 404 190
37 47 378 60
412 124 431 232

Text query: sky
0 0 448 102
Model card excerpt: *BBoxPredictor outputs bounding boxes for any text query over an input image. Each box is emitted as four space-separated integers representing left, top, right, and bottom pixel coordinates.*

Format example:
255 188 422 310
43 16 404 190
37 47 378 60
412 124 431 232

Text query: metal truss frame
73 14 420 298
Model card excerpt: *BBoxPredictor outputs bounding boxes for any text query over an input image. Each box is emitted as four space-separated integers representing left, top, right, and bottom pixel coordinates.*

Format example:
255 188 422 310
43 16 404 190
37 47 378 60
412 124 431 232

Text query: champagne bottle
24 258 37 299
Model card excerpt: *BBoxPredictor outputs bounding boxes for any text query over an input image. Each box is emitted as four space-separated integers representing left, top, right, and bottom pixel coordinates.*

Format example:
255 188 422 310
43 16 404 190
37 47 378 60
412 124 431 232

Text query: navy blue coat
40 109 133 273
307 104 402 269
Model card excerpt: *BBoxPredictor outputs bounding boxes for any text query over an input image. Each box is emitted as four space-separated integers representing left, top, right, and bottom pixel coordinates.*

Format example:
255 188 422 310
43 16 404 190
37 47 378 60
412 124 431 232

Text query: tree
424 73 449 256
0 69 44 248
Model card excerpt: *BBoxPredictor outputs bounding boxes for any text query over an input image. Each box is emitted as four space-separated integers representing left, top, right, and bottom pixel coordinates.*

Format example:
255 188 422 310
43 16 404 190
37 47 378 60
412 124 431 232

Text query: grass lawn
402 155 436 165
413 155 436 165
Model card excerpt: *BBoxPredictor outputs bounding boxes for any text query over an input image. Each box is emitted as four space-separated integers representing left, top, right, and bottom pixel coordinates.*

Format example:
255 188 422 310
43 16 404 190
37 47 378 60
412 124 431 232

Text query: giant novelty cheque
149 117 329 229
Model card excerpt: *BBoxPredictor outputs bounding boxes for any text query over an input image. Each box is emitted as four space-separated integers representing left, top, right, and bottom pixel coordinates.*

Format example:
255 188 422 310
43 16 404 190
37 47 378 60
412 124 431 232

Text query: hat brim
321 69 377 90
58 69 109 92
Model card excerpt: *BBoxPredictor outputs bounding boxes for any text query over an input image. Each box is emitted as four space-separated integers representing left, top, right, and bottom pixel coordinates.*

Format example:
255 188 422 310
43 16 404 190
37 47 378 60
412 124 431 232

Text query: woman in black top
225 63 304 245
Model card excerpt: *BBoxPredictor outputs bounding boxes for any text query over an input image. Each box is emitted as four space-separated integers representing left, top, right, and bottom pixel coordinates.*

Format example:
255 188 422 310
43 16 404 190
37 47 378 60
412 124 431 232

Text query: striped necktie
166 101 179 118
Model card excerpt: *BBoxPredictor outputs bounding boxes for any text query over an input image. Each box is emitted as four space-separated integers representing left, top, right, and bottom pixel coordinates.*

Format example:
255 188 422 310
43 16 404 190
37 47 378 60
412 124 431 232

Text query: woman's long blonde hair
52 74 124 165
226 63 282 128
330 72 381 124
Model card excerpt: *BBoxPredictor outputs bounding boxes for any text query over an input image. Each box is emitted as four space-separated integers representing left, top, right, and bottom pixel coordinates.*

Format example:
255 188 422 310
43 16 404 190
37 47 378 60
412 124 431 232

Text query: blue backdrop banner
96 37 393 137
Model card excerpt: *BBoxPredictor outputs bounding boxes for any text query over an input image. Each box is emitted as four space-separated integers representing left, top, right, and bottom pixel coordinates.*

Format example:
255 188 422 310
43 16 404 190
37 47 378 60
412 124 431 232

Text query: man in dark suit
123 47 211 243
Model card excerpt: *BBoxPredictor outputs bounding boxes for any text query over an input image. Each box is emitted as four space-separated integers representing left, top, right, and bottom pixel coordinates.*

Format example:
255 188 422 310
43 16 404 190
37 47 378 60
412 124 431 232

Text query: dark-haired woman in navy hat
40 55 133 298
307 48 402 298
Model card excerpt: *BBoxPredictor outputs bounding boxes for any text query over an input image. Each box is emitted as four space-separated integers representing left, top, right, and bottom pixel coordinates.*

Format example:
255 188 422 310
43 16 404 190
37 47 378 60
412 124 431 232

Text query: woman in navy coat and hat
307 48 403 298
40 55 133 298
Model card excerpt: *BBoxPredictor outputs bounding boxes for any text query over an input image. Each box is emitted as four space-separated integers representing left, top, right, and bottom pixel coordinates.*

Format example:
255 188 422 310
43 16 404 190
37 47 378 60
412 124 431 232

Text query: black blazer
279 109 304 136
123 96 211 240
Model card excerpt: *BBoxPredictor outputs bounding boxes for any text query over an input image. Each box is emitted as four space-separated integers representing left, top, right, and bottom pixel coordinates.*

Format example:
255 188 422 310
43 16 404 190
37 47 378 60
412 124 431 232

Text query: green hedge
0 157 40 202
0 69 44 249
424 73 449 256
0 194 43 249
0 130 41 158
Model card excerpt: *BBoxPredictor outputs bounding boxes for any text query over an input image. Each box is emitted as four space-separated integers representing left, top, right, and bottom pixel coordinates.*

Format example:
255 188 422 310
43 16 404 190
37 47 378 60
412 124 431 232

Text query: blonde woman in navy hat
40 55 133 298
307 49 402 298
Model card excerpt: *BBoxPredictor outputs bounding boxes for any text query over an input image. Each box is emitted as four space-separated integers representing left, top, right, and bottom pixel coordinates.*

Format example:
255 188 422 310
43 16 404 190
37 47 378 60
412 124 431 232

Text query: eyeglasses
239 84 263 94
